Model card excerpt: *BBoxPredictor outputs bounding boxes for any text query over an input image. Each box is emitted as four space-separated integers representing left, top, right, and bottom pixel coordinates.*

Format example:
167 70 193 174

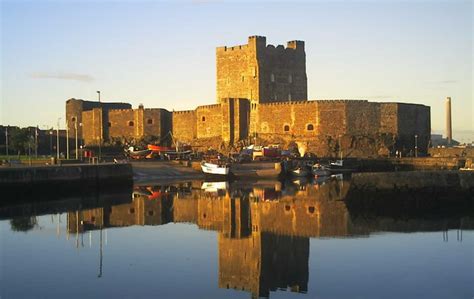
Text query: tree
9 127 33 155
10 217 38 232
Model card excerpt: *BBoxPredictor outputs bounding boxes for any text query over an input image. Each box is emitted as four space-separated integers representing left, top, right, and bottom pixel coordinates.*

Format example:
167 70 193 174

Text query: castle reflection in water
59 178 471 298
4 178 471 299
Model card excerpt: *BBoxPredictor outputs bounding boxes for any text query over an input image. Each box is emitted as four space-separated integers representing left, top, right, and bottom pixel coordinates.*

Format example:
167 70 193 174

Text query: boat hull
201 162 230 176
291 168 310 177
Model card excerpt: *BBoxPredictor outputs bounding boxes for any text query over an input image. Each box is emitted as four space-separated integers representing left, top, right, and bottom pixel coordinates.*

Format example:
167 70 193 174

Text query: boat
291 166 310 177
312 163 331 177
201 160 231 176
127 147 152 159
330 159 343 167
201 181 229 193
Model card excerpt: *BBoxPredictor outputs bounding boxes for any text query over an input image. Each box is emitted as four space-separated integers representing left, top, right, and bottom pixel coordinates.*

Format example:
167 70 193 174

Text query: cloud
437 80 458 84
30 72 94 82
426 80 458 85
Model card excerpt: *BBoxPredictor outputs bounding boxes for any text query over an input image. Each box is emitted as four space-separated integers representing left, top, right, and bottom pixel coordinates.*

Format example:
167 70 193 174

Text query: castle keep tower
216 36 307 104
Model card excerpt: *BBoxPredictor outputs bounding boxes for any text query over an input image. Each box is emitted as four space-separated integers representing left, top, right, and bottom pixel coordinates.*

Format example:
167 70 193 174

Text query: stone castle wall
216 36 307 104
66 98 131 139
66 36 431 157
172 110 196 143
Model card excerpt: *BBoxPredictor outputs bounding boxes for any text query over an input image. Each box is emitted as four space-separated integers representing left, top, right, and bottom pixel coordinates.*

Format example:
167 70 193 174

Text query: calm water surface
1 178 473 299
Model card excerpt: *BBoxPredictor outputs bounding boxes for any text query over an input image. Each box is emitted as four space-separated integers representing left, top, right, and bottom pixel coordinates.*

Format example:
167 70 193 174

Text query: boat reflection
1 178 473 298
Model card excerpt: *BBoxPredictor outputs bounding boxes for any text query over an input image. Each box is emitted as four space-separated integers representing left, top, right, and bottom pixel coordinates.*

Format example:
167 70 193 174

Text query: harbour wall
0 163 133 202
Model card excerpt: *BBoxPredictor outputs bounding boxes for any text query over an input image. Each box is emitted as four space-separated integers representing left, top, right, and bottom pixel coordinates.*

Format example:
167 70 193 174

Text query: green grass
0 155 53 161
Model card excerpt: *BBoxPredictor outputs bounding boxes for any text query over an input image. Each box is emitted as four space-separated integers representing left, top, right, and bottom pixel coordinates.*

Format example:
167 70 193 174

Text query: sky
1 0 472 141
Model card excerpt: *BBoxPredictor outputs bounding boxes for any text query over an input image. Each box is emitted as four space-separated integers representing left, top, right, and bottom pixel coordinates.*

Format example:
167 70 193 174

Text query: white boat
312 163 331 177
291 166 310 177
201 181 229 193
201 161 230 176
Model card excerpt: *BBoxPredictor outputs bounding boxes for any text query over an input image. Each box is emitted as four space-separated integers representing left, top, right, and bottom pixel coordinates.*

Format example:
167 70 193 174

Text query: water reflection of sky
1 180 472 299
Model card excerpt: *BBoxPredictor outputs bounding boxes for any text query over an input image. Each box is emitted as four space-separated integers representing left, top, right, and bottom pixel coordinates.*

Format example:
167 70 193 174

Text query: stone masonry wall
216 36 307 104
196 104 223 139
66 98 131 140
397 103 431 155
82 108 103 145
257 101 319 137
108 109 136 139
172 110 196 143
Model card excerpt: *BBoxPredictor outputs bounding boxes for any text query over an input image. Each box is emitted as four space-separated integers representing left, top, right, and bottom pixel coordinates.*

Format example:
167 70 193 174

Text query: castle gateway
66 35 430 157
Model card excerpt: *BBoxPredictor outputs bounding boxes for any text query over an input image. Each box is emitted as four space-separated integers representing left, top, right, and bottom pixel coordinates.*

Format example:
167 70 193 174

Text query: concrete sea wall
0 163 133 203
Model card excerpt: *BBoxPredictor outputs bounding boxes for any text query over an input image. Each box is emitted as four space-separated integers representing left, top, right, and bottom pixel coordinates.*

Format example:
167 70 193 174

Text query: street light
49 130 53 156
57 118 61 160
414 134 418 158
74 119 79 160
66 120 70 160
5 126 9 160
97 90 101 103
34 126 38 158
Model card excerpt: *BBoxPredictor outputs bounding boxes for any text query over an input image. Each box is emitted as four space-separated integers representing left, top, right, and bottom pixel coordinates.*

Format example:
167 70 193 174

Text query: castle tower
216 36 307 105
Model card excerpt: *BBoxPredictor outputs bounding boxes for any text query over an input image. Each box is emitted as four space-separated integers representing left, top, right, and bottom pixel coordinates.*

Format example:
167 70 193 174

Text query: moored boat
201 160 231 176
291 166 310 177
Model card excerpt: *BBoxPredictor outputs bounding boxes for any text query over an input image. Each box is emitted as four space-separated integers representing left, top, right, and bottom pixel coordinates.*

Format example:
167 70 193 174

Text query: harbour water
1 178 472 298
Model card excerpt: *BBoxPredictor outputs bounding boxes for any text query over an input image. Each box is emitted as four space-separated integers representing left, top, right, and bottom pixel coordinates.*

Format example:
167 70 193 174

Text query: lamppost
414 134 418 158
49 130 53 156
57 118 61 160
74 119 79 160
97 91 101 163
66 120 70 160
5 126 9 160
34 126 38 158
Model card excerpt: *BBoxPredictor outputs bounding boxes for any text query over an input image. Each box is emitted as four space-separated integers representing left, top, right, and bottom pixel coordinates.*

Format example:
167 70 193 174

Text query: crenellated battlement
173 110 195 115
259 99 310 106
216 44 249 52
313 99 369 104
197 104 221 110
108 108 133 113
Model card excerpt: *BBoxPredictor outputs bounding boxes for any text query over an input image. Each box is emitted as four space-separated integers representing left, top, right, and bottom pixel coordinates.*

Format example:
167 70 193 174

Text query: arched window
308 206 315 214
71 117 76 122
147 118 153 125
307 124 314 131
284 125 290 132
288 74 293 83
270 73 275 82
128 121 134 127
201 116 206 122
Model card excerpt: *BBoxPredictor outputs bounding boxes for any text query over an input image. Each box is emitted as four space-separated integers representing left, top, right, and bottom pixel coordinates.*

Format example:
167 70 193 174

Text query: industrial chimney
445 97 452 145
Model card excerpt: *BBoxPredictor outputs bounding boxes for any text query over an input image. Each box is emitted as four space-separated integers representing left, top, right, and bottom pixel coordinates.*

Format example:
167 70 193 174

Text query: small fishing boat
201 181 229 193
291 166 310 177
201 160 231 176
127 147 152 159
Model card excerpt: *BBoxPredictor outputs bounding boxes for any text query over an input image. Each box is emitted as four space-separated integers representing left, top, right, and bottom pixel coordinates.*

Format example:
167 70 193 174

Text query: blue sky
1 0 472 140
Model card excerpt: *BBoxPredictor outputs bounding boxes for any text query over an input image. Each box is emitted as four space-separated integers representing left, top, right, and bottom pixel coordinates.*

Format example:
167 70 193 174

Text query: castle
66 35 431 157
